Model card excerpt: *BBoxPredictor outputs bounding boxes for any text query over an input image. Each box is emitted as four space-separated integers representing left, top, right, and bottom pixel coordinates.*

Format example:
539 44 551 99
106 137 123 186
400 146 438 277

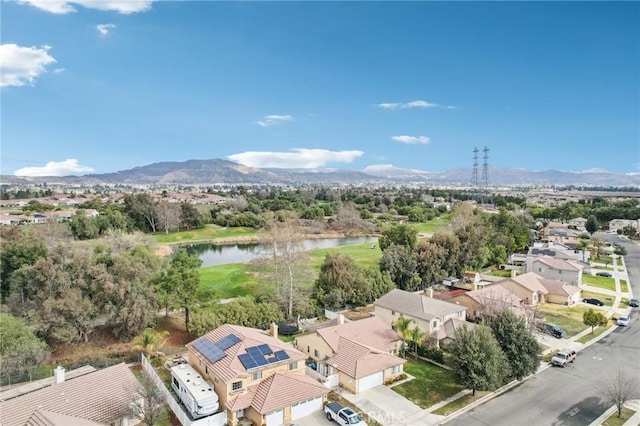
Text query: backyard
392 359 464 409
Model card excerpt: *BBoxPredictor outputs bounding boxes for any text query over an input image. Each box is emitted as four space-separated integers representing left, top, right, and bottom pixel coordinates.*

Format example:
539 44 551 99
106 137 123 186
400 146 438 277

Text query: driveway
340 385 445 426
294 410 327 426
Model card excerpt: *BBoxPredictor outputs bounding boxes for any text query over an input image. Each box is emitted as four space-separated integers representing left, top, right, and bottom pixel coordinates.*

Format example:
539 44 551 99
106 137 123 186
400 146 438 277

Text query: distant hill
2 158 639 187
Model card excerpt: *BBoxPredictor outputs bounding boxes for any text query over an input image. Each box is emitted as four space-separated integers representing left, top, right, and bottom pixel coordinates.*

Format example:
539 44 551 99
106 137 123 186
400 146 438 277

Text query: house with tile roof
445 285 526 323
495 272 549 306
525 255 583 286
538 278 582 306
294 315 405 394
374 288 468 346
0 363 141 426
186 323 329 426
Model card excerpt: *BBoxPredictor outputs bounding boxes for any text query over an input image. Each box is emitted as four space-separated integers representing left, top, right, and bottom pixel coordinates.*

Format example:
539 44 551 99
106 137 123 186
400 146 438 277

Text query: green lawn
308 242 383 268
581 290 615 307
616 257 622 266
392 359 464 409
620 280 629 294
488 269 513 278
602 407 636 426
576 322 614 344
539 304 592 337
412 214 451 234
583 274 616 292
431 391 489 416
592 256 613 266
153 224 259 244
199 263 258 298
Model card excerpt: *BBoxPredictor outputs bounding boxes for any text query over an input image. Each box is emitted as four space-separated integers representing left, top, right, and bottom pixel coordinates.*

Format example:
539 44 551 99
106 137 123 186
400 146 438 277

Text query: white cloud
14 159 95 177
392 135 430 144
255 114 294 127
96 23 116 36
228 148 364 169
17 0 155 14
0 44 56 87
377 100 455 110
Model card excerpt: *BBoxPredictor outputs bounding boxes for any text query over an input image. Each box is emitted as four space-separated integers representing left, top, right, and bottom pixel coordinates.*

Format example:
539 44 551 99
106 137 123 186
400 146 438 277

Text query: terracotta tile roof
0 363 140 426
187 324 306 383
466 285 522 305
327 337 405 379
26 410 105 426
499 272 549 294
226 372 328 414
534 255 581 271
539 279 581 296
436 318 476 341
375 289 465 321
434 289 467 299
314 317 401 353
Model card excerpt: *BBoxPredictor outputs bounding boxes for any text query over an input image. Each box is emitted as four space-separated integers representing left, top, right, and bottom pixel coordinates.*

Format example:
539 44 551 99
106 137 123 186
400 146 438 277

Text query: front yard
581 290 615 307
392 359 464 409
538 304 592 337
583 274 616 292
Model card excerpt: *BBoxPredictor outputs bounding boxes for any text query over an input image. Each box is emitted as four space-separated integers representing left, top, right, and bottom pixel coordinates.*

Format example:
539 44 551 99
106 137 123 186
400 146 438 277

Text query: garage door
358 371 384 392
291 396 323 420
265 408 283 426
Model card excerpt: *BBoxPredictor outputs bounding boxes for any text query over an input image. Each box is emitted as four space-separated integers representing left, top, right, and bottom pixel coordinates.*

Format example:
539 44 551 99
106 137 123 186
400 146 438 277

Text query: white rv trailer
171 364 219 418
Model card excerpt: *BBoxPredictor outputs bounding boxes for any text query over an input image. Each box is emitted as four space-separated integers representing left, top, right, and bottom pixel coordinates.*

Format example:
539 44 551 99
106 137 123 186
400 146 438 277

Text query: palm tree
577 239 590 263
410 326 425 356
393 315 414 357
131 328 170 359
591 237 604 259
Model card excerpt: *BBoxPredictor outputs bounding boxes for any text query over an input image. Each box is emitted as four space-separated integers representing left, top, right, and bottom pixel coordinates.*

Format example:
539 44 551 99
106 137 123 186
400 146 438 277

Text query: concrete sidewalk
588 399 640 426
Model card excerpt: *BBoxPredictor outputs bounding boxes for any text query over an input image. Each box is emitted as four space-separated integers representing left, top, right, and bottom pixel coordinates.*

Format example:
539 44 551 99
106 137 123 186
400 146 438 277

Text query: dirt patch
154 244 173 257
157 315 193 347
50 325 130 365
344 305 375 321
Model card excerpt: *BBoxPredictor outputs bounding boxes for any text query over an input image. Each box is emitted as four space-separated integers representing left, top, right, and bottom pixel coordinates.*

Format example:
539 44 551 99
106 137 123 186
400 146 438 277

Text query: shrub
417 345 445 363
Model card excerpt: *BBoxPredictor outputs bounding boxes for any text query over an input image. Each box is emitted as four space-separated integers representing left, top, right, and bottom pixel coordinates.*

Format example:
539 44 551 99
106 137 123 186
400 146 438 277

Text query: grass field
576 322 614 344
308 242 383 268
539 304 593 337
431 391 489 416
199 263 258 298
153 224 259 244
583 274 616 292
581 290 615 307
392 359 464 409
412 214 451 234
620 279 629 294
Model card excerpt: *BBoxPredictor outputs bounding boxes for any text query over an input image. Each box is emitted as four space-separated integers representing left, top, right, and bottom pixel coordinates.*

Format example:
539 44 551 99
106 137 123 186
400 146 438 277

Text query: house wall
295 332 333 361
546 293 570 306
446 295 479 321
338 371 357 394
374 305 434 335
531 261 581 286
383 364 404 383
497 280 538 305
244 406 262 426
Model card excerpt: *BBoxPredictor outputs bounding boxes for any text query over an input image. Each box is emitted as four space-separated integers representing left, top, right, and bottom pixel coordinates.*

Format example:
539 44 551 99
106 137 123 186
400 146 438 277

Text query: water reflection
186 236 378 267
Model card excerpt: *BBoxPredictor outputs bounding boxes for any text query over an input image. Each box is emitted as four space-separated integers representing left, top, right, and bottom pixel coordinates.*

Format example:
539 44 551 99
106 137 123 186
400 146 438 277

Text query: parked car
584 298 605 306
617 316 630 326
629 299 639 308
324 402 367 426
596 272 612 278
551 349 577 367
538 323 567 339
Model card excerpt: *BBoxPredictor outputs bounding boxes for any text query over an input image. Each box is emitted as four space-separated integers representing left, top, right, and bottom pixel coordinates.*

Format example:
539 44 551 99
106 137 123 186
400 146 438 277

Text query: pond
186 236 378 267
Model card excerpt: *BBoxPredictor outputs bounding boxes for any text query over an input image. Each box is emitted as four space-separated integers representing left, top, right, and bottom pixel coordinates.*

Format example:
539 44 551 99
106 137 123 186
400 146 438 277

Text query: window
392 310 396 316
314 349 320 358
392 365 401 374
252 371 262 381
214 377 219 384
307 345 310 353
205 366 208 375
432 320 437 328
538 267 542 272
559 270 562 274
232 381 242 391
289 361 298 371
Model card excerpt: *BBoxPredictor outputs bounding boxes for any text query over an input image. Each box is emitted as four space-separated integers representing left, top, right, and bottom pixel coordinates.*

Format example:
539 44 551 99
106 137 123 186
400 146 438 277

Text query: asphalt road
447 235 640 426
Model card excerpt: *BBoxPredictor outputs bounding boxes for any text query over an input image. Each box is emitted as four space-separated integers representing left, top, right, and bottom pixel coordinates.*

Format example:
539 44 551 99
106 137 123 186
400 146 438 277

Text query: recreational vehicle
171 364 219 418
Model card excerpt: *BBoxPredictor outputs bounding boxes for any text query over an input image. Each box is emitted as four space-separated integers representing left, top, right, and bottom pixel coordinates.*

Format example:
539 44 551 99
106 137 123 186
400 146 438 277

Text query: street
446 235 640 426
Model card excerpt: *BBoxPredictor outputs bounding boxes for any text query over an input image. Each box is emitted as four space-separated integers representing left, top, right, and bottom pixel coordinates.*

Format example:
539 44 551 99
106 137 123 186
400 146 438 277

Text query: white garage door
265 408 283 426
291 396 323 420
358 371 384 392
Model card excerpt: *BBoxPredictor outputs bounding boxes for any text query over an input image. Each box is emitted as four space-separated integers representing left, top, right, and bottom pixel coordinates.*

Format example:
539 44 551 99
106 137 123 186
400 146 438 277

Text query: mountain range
3 159 639 187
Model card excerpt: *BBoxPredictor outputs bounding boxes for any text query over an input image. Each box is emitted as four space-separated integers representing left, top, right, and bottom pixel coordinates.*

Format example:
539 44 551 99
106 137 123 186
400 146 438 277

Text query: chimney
472 281 478 291
269 322 278 339
427 288 434 298
511 269 517 278
336 313 345 325
54 366 65 384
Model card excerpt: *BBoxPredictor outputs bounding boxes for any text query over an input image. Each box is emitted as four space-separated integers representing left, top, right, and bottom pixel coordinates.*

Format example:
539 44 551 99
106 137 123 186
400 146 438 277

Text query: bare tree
597 368 639 418
128 369 167 426
156 201 182 233
449 201 478 231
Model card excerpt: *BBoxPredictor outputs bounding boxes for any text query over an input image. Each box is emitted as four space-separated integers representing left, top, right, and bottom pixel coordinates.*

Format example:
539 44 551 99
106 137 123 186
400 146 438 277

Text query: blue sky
2 1 639 177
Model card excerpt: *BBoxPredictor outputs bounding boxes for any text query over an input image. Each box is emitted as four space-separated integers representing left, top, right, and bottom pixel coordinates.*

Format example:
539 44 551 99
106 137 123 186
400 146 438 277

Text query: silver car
617 316 630 326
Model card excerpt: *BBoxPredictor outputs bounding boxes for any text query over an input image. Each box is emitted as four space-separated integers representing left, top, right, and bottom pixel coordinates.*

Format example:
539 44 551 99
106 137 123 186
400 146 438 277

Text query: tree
583 309 608 334
596 368 640 418
0 231 47 298
69 211 99 240
131 328 170 359
380 244 421 290
156 201 182 233
129 369 167 426
614 244 628 256
449 324 510 395
586 215 599 234
591 237 605 258
124 193 159 232
0 313 49 376
190 298 285 337
393 315 414 357
409 326 425 356
166 248 203 333
378 223 418 252
577 239 591 263
314 253 360 308
489 310 540 380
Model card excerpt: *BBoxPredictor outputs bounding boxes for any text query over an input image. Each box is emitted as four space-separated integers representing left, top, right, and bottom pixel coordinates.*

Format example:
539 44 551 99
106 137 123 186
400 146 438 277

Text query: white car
617 316 630 326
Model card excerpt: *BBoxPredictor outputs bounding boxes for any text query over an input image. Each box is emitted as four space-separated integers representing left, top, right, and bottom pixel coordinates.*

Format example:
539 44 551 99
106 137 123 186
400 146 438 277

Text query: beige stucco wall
375 305 435 335
295 332 333 361
338 371 357 393
447 295 479 321
497 280 539 305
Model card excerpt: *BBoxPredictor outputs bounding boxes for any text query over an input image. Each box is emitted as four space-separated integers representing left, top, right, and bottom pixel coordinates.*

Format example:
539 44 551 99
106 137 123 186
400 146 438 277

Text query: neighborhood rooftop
375 288 464 321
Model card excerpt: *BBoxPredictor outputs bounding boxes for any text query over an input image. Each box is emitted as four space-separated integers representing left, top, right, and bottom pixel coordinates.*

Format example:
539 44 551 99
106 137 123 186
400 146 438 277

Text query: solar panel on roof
274 350 290 361
257 344 272 355
247 346 263 358
193 339 226 363
239 353 259 370
216 334 241 350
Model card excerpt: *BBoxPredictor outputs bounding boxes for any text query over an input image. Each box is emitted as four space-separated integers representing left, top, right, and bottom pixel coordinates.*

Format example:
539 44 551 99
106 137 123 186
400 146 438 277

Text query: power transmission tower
481 146 489 188
472 147 479 187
